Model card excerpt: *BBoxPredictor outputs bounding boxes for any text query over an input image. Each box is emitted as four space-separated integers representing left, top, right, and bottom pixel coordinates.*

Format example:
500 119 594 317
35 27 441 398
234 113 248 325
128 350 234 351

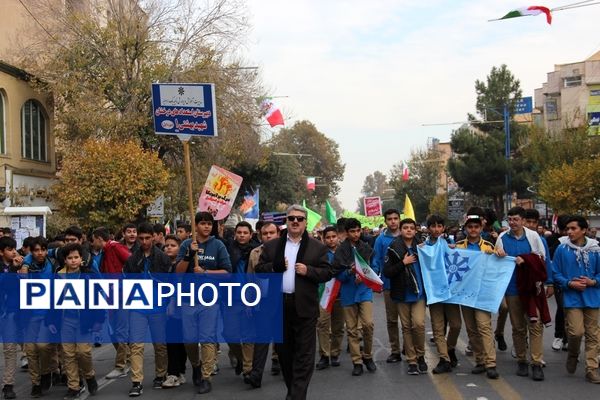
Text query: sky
242 0 600 210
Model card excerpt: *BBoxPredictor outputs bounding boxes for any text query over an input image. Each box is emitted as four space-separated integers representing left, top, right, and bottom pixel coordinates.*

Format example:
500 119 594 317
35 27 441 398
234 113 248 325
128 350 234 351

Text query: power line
17 0 68 50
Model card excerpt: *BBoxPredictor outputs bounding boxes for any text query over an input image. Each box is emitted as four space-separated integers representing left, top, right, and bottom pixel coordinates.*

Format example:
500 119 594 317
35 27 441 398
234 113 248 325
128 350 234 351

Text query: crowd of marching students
0 204 599 400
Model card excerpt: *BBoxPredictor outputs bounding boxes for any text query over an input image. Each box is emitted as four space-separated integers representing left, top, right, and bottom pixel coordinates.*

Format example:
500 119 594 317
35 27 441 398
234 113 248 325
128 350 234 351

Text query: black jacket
383 237 420 302
227 240 259 273
256 230 333 318
333 239 373 275
124 246 171 274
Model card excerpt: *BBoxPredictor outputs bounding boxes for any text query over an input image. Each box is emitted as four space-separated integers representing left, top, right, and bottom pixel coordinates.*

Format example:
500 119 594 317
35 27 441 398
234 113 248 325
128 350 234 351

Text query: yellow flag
403 195 416 221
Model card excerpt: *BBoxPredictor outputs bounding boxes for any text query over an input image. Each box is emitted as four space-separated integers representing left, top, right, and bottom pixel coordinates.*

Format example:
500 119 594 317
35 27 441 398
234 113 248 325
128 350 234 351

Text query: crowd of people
0 204 599 400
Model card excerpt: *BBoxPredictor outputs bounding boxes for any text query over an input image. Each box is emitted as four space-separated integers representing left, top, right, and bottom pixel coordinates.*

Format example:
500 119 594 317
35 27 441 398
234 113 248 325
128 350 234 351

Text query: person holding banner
455 213 500 379
495 206 548 382
333 219 376 376
256 204 332 400
316 226 344 371
384 218 427 376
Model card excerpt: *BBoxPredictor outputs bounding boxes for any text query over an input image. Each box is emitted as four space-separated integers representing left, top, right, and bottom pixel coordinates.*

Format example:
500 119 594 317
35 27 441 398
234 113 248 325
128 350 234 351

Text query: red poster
363 196 382 217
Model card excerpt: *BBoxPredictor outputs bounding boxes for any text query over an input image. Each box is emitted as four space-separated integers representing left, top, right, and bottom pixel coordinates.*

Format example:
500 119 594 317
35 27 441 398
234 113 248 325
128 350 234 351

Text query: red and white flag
402 161 409 181
319 278 341 313
261 98 285 127
306 177 316 191
353 249 383 292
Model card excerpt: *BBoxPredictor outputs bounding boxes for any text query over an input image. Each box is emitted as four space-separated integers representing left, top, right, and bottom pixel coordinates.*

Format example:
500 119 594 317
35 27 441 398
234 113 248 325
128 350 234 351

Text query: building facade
534 50 600 135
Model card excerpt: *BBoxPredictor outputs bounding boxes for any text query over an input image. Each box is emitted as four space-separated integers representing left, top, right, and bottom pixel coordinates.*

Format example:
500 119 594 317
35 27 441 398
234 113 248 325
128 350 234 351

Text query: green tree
53 139 171 229
429 193 448 219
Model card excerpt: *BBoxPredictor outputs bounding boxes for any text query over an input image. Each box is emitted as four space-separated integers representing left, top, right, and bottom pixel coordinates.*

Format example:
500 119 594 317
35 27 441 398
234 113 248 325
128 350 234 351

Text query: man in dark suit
257 204 333 400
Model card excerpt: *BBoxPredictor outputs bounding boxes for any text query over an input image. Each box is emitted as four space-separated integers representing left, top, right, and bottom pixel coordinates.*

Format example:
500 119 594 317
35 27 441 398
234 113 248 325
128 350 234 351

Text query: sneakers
471 364 486 375
363 358 377 372
432 359 452 374
197 380 211 395
407 364 419 375
2 385 16 400
20 356 28 370
271 359 281 375
495 335 507 351
351 364 363 376
63 386 85 400
566 355 578 374
106 367 129 379
586 370 600 384
531 364 544 381
128 383 143 397
331 356 340 367
30 385 42 398
86 377 98 396
386 353 402 363
178 373 186 384
486 367 500 379
417 356 428 374
162 375 180 388
316 356 330 370
152 377 165 389
516 362 529 377
552 338 563 351
448 349 458 368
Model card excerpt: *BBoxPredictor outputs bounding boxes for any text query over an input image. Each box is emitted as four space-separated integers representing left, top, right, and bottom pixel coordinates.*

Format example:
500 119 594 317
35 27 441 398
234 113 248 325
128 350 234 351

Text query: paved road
3 294 599 399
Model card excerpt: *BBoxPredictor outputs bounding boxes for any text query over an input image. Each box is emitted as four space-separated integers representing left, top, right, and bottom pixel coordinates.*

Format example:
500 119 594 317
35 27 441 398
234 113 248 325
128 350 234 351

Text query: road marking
424 345 465 400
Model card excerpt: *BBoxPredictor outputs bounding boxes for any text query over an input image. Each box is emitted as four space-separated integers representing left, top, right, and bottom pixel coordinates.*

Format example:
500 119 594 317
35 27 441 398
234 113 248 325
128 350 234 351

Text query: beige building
0 61 56 210
534 50 600 135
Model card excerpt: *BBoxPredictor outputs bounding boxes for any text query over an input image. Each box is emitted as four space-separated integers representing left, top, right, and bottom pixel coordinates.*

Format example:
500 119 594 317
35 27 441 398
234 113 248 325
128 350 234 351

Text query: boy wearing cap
455 211 499 379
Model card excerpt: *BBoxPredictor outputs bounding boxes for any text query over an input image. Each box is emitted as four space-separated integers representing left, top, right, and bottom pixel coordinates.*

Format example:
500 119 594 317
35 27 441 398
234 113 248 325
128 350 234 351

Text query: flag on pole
402 161 409 181
495 6 552 24
319 278 341 312
302 200 322 231
240 189 259 219
164 220 171 235
260 98 285 127
306 177 316 191
353 248 383 292
325 200 337 224
403 194 416 221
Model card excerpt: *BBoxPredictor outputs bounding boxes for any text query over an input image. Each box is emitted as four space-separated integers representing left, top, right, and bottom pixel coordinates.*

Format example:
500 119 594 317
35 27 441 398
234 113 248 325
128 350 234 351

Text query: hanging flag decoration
260 98 285 127
493 5 552 24
402 161 409 181
240 189 260 219
306 177 316 191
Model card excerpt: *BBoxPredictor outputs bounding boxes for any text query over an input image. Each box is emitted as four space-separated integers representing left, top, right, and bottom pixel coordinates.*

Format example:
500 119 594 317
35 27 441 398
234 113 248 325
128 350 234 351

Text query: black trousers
166 317 187 376
554 287 567 340
275 294 317 400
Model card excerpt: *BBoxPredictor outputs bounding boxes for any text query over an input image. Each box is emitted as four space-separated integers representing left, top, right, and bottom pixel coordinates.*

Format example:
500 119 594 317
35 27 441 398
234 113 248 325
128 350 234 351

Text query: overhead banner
198 166 243 220
152 83 218 137
364 196 382 217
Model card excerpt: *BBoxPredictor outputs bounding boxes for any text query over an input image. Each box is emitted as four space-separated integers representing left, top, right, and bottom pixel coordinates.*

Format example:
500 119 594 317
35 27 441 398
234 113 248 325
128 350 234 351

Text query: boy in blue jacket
552 215 600 384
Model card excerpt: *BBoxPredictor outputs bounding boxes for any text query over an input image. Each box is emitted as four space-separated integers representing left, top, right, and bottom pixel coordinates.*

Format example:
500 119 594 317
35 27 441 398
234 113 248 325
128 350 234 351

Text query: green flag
325 200 337 225
302 200 322 231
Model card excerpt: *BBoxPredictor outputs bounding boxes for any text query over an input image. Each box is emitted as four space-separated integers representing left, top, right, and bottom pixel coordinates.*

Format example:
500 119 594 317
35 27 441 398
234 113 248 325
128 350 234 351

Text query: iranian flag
306 177 316 191
402 161 409 181
261 98 285 127
499 6 552 24
319 278 341 313
353 249 383 292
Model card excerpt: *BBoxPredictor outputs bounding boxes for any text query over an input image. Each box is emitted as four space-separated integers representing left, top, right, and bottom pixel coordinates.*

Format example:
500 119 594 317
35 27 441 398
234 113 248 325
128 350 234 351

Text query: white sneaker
20 356 28 369
178 374 186 384
106 368 128 379
552 338 562 351
161 375 180 388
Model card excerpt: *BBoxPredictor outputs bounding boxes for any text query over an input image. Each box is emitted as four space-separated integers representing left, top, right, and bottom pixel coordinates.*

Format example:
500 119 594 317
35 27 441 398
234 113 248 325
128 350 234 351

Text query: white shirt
282 235 301 293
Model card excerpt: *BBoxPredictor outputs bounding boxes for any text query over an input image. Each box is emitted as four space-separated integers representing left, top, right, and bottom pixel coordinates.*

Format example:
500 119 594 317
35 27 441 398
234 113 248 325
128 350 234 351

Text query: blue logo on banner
444 252 470 284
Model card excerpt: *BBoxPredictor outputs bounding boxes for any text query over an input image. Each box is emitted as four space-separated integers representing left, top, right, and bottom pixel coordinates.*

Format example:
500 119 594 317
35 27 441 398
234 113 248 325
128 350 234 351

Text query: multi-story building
534 50 600 135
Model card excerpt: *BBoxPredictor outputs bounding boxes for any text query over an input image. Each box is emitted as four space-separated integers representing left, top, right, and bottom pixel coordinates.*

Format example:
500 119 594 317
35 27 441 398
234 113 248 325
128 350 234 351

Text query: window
564 76 582 88
0 91 5 154
21 100 47 161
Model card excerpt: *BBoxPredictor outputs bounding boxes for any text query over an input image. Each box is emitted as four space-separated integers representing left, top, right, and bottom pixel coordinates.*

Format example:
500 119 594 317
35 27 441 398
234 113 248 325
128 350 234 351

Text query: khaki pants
495 297 509 337
185 343 217 381
429 303 461 361
63 343 94 390
241 343 254 373
129 312 167 383
343 301 374 364
462 306 496 368
2 313 19 386
506 295 544 365
317 299 345 358
566 308 599 372
24 316 52 385
129 343 167 382
383 290 401 354
397 300 426 364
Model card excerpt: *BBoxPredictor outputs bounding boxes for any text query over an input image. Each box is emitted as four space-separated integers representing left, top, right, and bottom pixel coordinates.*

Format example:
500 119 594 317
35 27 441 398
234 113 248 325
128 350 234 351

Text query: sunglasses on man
287 216 306 222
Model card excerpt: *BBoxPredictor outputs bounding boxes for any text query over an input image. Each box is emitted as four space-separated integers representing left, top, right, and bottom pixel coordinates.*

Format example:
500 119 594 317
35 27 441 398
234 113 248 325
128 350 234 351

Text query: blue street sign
151 83 218 137
514 96 533 114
